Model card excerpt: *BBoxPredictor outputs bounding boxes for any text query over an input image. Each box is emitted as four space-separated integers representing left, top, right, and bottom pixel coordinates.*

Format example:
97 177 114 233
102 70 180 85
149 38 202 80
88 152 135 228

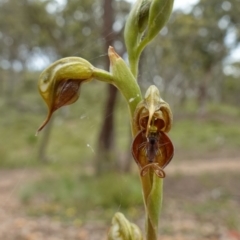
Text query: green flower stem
140 167 163 240
128 41 150 79
92 67 114 84
94 51 166 240
140 173 155 239
128 52 140 79
102 49 164 239
147 176 163 240
146 218 157 240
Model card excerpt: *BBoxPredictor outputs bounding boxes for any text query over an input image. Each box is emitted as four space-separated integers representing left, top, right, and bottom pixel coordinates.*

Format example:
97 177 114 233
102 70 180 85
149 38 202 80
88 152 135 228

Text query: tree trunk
96 85 118 174
95 0 118 175
197 67 212 117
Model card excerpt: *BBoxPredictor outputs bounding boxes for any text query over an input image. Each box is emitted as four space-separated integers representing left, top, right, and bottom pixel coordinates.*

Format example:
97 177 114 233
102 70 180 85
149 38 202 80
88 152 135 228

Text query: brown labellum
52 79 81 111
132 128 174 178
37 79 81 132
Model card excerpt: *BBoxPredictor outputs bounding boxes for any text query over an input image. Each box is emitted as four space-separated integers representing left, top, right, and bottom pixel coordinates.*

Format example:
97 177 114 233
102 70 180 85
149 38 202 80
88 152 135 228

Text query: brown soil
0 158 240 240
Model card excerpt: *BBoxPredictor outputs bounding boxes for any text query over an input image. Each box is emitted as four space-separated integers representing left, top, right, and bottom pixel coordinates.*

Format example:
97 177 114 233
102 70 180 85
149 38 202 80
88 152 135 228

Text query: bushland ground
0 83 240 240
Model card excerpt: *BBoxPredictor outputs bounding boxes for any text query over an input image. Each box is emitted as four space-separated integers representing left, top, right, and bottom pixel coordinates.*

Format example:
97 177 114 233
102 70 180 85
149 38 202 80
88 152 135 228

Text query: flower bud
37 57 94 133
124 0 174 63
147 0 174 42
138 0 151 34
108 212 143 240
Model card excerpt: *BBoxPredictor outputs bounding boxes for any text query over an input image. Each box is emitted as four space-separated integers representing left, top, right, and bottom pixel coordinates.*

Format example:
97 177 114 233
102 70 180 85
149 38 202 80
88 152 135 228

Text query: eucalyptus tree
141 0 240 112
0 0 132 165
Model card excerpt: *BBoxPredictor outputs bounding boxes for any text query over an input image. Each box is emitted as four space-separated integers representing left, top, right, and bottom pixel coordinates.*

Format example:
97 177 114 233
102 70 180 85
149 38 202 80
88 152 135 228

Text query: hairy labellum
132 128 174 178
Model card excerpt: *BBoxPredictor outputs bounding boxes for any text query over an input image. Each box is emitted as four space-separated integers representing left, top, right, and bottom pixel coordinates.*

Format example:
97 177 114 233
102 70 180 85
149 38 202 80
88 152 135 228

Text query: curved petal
133 85 173 135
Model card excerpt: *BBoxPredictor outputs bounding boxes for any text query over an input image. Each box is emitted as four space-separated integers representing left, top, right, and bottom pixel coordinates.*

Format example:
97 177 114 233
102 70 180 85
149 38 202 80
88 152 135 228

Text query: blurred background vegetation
0 0 240 239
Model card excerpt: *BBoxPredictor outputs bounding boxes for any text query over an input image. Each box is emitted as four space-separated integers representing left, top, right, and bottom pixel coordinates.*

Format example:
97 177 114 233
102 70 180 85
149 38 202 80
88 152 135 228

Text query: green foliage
1 80 240 168
139 0 240 108
20 171 143 222
172 110 240 159
0 0 129 71
1 0 240 238
173 117 240 148
222 74 240 105
0 108 39 168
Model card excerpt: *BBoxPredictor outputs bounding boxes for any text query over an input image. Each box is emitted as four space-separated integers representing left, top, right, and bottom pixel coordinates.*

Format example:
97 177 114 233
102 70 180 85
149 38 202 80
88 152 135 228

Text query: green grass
173 118 240 147
1 77 240 230
20 171 143 223
1 83 240 168
0 83 239 166
0 107 40 168
18 169 240 231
